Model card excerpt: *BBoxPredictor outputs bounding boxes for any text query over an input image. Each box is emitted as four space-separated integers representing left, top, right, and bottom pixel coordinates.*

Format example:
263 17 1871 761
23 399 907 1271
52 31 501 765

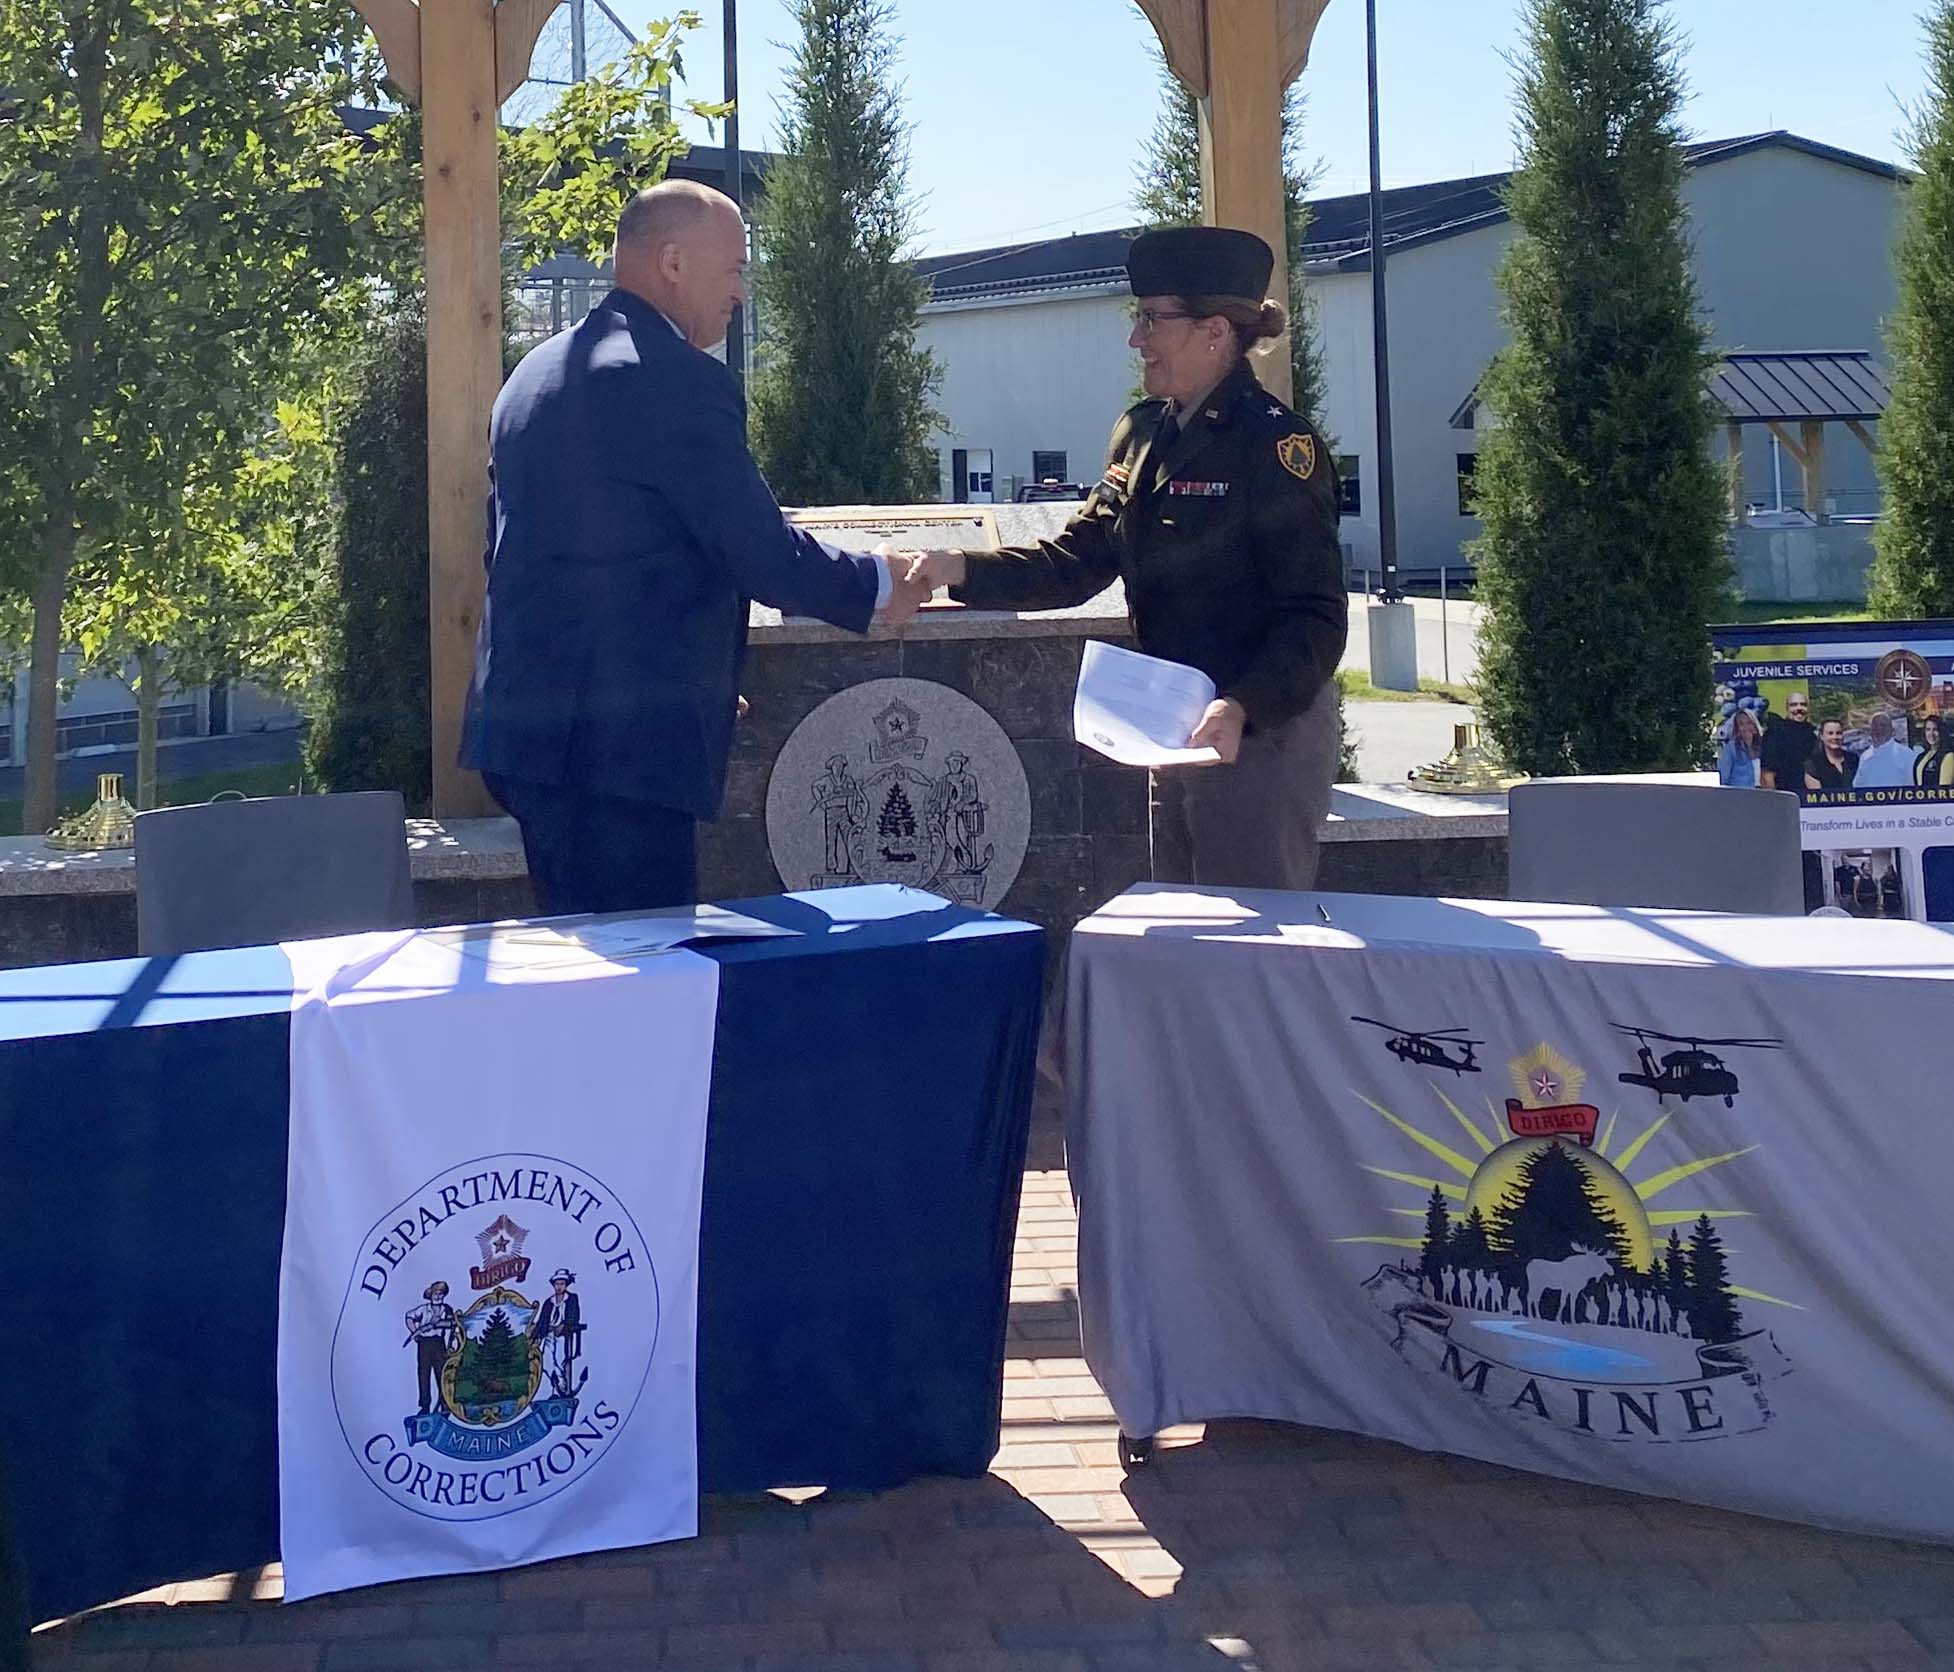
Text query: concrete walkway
31 1102 1954 1672
1344 700 1472 787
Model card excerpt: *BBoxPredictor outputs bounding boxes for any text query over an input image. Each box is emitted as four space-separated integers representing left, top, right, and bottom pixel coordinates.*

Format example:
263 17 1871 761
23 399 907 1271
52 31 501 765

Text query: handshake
873 549 968 628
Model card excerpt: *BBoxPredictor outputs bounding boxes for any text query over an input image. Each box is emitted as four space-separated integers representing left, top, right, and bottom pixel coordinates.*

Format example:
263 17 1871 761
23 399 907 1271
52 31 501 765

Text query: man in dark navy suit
462 180 928 913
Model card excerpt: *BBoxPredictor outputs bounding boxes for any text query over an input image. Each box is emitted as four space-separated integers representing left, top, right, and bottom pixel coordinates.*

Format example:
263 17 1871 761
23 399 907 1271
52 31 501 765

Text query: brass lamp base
46 772 137 851
1408 721 1529 795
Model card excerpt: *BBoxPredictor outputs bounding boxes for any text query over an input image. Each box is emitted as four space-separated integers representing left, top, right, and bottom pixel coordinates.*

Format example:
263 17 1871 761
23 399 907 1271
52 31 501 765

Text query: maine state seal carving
765 678 1030 906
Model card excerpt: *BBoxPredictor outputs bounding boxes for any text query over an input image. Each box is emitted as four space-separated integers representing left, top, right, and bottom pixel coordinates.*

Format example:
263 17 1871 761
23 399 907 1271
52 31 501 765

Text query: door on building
964 448 994 504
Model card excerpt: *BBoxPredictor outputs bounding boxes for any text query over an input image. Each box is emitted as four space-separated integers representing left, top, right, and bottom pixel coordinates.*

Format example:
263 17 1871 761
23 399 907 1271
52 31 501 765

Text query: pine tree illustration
1419 1186 1452 1292
879 783 917 840
1494 1141 1631 1266
1663 1228 1689 1333
1685 1214 1744 1344
475 1309 527 1389
1451 1206 1494 1273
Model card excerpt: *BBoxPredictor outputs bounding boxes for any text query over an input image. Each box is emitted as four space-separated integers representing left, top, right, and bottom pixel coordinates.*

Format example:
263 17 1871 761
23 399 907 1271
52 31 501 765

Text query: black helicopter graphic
1351 1016 1484 1075
1613 1024 1782 1106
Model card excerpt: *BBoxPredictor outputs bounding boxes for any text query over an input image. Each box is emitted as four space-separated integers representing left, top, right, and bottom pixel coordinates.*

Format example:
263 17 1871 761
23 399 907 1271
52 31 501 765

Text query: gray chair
1507 780 1805 914
134 790 416 954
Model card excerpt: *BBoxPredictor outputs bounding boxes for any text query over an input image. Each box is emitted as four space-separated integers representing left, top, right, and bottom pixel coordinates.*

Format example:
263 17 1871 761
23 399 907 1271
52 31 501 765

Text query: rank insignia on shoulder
1276 432 1317 482
1166 481 1230 498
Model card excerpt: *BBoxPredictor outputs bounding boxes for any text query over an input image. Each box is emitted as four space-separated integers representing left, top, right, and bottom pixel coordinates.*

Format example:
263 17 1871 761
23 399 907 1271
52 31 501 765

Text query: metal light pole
1362 0 1419 689
723 0 746 385
1366 0 1399 603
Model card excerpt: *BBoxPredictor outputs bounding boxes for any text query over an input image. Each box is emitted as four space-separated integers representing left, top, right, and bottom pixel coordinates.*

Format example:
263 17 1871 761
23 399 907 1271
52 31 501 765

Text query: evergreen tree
1663 1228 1689 1330
878 783 917 840
1130 25 1331 429
1468 0 1729 776
749 0 941 504
1868 3 1954 616
1132 41 1203 229
1451 1206 1494 1272
306 313 433 810
1419 1185 1453 1290
1491 1141 1631 1265
1684 1213 1742 1343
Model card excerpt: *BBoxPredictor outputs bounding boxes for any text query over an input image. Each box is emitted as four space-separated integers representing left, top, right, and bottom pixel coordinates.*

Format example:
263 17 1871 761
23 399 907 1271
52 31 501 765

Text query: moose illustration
1524 1245 1613 1323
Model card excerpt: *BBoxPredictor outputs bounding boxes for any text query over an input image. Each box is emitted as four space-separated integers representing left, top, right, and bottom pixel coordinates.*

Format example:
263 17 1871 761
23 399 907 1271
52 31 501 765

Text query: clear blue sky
606 0 1928 254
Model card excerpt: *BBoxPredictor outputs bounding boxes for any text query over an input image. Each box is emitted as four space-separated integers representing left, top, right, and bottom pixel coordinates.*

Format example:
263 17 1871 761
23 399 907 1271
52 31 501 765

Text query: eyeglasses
1129 307 1197 334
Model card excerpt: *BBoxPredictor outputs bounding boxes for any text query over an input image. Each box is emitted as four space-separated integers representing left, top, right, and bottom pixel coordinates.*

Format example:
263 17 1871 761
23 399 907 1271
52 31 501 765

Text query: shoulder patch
1276 432 1317 482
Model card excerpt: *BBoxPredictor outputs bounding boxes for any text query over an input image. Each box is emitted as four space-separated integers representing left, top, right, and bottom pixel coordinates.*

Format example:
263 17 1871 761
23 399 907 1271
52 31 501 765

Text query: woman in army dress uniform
904 226 1347 890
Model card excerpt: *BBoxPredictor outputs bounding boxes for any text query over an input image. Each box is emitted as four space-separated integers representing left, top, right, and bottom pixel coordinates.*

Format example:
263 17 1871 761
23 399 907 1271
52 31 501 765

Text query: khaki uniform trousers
1148 678 1340 891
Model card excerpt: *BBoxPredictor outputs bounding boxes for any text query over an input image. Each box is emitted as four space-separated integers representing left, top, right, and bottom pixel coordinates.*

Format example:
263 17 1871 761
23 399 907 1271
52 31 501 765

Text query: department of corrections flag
276 928 719 1601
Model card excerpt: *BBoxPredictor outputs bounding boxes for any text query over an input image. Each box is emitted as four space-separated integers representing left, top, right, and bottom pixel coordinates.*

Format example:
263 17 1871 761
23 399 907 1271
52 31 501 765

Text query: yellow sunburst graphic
1338 1069 1800 1316
1510 1043 1584 1109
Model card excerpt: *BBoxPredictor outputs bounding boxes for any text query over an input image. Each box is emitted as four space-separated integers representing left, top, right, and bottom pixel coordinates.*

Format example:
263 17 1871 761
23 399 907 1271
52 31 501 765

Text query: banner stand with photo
1712 619 1954 922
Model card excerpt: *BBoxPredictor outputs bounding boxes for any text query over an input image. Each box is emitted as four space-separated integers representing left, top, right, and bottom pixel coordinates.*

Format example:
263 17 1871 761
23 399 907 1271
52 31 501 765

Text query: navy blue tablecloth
0 892 1043 1625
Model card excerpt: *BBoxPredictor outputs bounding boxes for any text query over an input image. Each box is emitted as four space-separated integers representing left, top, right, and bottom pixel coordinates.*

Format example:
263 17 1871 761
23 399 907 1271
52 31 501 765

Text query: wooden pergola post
1765 419 1830 526
1726 421 1746 522
349 0 559 818
1137 0 1333 408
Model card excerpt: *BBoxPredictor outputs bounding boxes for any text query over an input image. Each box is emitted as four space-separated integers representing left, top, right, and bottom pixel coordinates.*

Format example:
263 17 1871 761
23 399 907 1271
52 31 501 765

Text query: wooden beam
1764 420 1810 470
348 0 422 102
1726 422 1745 522
1136 0 1208 96
494 0 558 107
1200 0 1292 404
1846 418 1879 455
1801 419 1828 524
421 0 503 817
1278 0 1334 86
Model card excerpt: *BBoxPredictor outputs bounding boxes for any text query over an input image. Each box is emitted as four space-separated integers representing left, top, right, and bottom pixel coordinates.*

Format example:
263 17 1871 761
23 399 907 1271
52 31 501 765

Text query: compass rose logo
1877 650 1932 710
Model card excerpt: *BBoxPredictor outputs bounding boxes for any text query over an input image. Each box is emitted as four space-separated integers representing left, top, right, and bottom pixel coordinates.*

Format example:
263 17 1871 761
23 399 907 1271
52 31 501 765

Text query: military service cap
1126 227 1274 302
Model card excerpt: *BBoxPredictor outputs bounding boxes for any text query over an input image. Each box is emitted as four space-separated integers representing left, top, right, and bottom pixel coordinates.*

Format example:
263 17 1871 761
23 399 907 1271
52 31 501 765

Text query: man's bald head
615 179 736 260
613 180 748 349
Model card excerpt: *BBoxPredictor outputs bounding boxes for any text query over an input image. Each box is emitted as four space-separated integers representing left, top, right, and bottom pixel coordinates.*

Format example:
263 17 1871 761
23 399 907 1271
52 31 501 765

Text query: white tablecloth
1067 885 1954 1543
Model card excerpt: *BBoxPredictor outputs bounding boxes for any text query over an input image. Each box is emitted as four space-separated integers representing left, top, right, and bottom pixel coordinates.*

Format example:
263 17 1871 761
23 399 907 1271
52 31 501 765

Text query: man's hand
903 549 967 592
1187 698 1247 765
875 559 933 628
736 695 749 722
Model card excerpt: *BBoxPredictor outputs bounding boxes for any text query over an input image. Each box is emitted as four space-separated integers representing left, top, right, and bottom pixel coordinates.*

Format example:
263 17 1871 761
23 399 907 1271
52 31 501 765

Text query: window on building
1031 450 1068 484
1456 452 1480 516
1336 456 1361 517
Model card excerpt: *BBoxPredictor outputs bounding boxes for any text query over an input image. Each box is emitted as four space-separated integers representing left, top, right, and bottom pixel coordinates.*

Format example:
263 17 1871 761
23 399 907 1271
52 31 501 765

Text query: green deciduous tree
1468 0 1729 777
502 17 729 270
0 0 386 829
64 386 337 806
1868 3 1954 617
748 0 941 504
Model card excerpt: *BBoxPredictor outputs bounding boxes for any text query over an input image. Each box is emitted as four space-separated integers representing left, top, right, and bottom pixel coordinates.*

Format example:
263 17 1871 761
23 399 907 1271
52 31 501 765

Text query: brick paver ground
31 1110 1954 1671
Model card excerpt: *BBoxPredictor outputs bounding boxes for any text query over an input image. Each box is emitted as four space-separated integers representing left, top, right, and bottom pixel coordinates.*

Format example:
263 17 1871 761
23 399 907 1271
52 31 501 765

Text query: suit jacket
461 289 880 818
952 358 1346 732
